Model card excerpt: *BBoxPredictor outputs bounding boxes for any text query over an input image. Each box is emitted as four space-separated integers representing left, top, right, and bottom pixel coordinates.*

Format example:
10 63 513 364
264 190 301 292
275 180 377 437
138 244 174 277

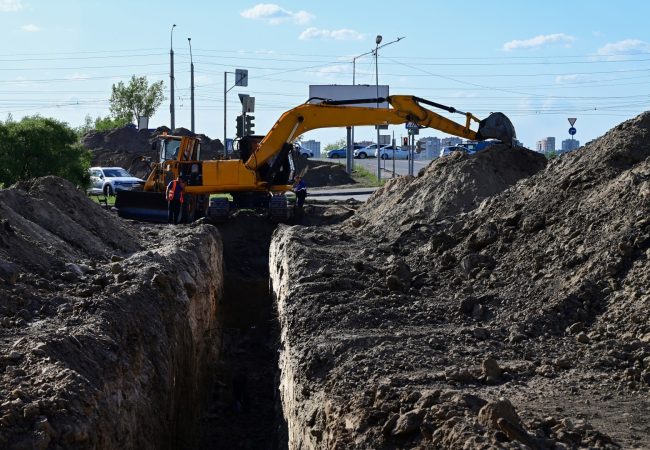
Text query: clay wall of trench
2 226 224 449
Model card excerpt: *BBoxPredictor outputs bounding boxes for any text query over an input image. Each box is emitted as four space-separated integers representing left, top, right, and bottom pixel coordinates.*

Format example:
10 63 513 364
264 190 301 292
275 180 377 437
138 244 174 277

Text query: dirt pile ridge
0 177 224 449
82 126 224 179
270 113 650 449
352 144 546 238
293 156 357 188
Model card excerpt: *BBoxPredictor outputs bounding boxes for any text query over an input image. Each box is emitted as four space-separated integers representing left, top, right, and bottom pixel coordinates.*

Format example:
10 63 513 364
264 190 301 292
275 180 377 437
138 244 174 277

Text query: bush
0 116 91 190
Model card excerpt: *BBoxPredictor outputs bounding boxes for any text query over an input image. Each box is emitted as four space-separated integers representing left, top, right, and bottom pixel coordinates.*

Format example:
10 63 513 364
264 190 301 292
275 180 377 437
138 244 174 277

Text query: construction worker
166 176 185 224
292 176 307 219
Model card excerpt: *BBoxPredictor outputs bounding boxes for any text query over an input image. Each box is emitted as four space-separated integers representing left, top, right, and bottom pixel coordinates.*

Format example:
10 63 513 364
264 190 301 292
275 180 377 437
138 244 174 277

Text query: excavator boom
117 95 516 222
245 95 516 170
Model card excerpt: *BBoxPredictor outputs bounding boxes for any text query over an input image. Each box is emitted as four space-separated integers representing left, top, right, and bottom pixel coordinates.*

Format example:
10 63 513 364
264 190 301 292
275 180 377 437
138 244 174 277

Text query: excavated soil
83 126 224 179
293 156 357 188
0 177 224 449
2 113 649 450
270 115 650 449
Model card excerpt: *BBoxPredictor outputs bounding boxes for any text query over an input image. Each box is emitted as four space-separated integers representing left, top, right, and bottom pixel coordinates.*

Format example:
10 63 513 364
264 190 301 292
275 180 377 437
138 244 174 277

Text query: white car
88 167 145 196
354 144 383 159
376 146 410 160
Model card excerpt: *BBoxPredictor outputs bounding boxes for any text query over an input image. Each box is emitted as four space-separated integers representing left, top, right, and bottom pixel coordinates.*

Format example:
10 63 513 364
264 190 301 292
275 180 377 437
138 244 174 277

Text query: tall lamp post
374 35 382 182
347 48 375 175
188 37 195 133
169 24 176 130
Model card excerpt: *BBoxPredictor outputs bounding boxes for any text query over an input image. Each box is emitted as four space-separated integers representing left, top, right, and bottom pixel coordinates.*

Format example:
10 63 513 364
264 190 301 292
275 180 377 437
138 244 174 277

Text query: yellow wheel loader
115 95 516 222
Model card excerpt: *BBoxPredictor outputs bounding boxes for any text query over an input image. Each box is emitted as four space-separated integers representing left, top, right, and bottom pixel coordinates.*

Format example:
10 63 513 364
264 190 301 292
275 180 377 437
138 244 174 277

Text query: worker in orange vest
166 176 185 224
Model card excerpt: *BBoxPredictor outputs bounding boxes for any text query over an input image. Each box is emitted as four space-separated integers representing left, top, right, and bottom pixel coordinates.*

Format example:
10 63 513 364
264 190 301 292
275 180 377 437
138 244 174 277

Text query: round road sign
569 127 577 136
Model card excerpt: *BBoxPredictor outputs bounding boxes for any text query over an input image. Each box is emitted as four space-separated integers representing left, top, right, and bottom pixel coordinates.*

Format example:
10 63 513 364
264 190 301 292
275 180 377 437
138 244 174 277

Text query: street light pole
349 48 375 175
375 34 382 183
188 37 195 133
169 24 176 130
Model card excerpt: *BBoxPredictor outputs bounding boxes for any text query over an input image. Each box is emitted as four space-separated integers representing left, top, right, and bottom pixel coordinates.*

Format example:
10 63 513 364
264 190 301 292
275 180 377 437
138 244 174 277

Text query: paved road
316 157 432 178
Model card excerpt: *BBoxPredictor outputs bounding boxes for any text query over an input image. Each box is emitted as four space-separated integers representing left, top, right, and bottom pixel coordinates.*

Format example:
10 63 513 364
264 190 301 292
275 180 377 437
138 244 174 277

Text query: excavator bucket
476 112 516 144
115 190 169 222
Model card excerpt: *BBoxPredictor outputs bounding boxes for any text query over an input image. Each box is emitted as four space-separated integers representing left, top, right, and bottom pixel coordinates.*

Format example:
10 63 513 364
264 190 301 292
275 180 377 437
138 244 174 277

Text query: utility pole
188 37 195 133
349 48 374 175
375 35 382 183
372 35 405 183
169 24 176 130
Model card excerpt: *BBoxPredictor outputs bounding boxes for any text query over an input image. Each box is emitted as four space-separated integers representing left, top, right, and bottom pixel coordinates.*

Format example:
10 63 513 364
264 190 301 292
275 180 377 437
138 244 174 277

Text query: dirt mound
0 177 224 449
351 144 546 237
0 176 140 276
82 127 224 179
294 156 357 187
270 115 650 449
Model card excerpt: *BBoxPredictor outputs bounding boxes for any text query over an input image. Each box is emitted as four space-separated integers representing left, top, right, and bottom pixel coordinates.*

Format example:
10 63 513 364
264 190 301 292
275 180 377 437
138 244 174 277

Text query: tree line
0 75 164 190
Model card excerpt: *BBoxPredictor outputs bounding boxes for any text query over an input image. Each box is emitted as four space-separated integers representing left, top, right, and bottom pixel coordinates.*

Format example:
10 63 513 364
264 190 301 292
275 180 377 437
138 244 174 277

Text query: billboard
308 85 389 109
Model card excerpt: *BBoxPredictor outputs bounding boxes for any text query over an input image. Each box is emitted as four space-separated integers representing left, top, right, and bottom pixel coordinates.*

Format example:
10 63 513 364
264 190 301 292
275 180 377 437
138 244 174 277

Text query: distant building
418 136 441 158
561 138 580 153
441 136 463 147
302 139 321 158
536 137 556 153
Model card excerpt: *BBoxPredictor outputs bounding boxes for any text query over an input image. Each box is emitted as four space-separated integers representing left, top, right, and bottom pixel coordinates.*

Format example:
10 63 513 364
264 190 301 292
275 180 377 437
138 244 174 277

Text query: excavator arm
245 95 516 171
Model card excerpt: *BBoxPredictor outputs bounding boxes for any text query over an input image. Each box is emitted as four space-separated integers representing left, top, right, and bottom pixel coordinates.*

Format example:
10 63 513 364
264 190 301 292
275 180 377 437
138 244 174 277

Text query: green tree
0 116 91 189
324 138 346 152
110 75 165 123
544 150 558 160
94 115 130 132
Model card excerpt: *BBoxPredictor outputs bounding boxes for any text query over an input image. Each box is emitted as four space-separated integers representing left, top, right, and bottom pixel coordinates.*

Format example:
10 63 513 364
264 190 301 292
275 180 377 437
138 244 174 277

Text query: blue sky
2 0 650 149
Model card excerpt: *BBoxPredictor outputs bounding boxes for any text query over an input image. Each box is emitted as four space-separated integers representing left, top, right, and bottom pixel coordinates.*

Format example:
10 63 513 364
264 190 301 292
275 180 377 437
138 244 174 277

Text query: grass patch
352 165 387 187
88 194 115 206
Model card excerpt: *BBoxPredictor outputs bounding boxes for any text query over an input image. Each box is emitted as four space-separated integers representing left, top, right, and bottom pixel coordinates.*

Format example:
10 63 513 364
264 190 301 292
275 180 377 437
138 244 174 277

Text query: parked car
376 146 409 160
88 167 145 196
328 144 363 159
327 147 347 158
354 144 383 159
463 140 497 154
294 143 314 158
439 145 468 158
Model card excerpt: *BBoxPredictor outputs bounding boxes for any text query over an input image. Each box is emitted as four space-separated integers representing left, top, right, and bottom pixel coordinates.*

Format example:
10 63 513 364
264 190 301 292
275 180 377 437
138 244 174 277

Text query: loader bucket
476 112 516 145
115 190 168 222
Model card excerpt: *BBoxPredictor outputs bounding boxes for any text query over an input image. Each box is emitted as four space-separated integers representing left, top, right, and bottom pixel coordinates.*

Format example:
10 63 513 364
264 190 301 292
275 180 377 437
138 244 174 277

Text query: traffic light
403 137 409 146
236 115 244 138
245 115 255 136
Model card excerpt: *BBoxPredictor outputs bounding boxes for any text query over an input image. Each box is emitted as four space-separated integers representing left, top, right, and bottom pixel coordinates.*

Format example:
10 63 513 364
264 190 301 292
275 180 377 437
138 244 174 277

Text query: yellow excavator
115 95 516 222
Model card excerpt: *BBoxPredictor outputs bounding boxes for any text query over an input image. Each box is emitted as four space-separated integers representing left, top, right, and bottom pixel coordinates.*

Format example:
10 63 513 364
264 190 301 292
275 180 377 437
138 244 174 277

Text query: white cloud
67 73 90 81
555 74 591 84
0 0 23 12
317 64 348 75
597 39 650 56
241 4 313 25
21 23 40 32
300 27 364 41
503 33 575 51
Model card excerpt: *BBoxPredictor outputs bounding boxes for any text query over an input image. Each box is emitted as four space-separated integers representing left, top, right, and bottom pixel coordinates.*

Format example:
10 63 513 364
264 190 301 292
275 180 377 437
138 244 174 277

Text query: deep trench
190 215 288 450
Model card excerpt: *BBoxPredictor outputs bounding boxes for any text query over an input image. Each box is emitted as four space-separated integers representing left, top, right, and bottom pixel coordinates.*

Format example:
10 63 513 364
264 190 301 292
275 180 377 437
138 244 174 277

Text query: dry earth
270 114 650 449
0 112 648 450
0 177 224 449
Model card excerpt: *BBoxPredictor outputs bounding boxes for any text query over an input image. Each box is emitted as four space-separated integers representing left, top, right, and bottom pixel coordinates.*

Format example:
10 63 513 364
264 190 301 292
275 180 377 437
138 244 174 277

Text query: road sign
408 128 419 135
569 127 577 136
235 69 248 87
568 117 577 126
405 122 419 129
